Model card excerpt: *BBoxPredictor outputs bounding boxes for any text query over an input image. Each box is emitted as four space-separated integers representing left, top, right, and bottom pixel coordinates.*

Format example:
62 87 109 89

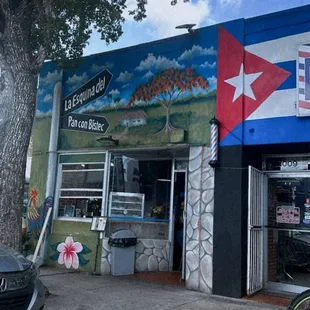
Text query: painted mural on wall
50 236 92 269
217 6 310 146
29 62 63 207
34 25 223 150
59 34 217 149
22 188 54 256
47 220 98 272
26 189 54 238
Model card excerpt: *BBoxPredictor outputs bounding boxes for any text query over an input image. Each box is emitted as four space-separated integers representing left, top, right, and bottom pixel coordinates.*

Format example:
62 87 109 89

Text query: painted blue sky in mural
36 0 310 115
37 24 219 115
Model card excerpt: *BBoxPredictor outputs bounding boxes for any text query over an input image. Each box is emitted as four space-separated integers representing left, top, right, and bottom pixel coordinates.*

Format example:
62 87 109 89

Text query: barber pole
209 117 219 167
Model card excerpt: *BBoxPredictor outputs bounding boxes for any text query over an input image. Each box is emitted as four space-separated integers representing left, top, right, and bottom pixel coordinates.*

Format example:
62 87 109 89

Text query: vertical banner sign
60 69 112 134
298 44 310 116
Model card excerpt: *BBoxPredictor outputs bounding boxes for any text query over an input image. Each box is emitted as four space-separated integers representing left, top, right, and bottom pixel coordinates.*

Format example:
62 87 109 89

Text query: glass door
266 175 310 293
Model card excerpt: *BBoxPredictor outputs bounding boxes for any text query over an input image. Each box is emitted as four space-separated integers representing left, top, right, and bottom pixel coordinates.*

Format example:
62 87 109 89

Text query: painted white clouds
200 61 216 69
116 71 134 83
179 45 216 61
142 71 154 80
66 72 88 86
114 43 217 87
43 94 52 102
91 62 114 73
109 89 120 97
40 70 62 86
135 53 183 72
208 75 217 88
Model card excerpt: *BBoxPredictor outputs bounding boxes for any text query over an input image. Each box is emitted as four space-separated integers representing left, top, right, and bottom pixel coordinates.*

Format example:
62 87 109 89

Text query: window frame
107 153 173 222
53 152 108 222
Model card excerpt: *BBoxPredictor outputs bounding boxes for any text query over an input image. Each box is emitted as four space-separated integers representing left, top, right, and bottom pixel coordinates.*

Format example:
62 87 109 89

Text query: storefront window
57 154 105 218
267 177 310 286
108 154 172 220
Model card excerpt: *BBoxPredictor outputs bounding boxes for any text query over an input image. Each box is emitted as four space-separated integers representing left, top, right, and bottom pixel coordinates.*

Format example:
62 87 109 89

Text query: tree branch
32 45 46 71
169 89 184 107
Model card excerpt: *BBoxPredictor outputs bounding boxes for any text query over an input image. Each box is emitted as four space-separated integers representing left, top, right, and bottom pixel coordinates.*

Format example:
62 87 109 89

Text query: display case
109 192 145 218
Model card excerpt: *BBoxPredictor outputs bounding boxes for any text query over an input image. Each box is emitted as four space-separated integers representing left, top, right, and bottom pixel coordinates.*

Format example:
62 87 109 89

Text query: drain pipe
40 81 62 262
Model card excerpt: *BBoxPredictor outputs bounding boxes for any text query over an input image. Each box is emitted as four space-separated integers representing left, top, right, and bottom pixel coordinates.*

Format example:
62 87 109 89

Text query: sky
83 0 310 56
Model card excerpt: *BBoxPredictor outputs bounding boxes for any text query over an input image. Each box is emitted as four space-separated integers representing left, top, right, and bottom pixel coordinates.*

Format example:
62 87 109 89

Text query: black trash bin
108 229 137 275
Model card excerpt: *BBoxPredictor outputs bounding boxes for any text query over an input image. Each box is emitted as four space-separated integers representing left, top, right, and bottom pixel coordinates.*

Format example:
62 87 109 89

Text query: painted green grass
29 115 52 203
31 94 216 151
58 94 216 150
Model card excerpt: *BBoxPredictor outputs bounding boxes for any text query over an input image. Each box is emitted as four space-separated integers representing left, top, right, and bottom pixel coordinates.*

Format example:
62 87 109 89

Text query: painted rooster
27 188 53 239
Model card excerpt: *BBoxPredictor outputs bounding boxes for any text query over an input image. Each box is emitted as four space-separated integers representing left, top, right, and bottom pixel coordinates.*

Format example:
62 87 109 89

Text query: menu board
276 205 300 224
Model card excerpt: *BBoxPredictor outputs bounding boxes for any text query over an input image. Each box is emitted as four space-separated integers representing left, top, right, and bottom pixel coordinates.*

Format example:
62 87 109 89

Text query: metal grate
247 166 265 295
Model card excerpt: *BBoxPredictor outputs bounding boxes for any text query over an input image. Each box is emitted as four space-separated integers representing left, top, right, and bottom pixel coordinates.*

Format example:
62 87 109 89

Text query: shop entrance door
247 166 266 295
265 173 310 294
172 171 186 277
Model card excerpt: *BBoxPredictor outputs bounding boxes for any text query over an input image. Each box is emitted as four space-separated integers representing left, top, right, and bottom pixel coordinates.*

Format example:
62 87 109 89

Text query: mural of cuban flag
217 5 310 146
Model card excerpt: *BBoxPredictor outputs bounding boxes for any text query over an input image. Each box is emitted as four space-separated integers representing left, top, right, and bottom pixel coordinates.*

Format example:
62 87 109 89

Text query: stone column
186 146 214 293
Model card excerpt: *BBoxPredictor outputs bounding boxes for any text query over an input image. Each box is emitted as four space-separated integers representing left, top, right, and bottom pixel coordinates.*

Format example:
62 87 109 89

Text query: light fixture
175 23 197 34
96 135 118 146
209 117 219 168
157 179 171 182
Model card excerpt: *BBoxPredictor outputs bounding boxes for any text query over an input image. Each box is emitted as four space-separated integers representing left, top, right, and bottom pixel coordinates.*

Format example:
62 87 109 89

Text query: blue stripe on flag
220 116 310 146
245 6 310 46
275 61 296 90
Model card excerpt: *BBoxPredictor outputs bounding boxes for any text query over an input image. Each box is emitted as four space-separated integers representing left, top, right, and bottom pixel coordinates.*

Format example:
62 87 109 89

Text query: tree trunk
157 104 176 135
0 10 39 250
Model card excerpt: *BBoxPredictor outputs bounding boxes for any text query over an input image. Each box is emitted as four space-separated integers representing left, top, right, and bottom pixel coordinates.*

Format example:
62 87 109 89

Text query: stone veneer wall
186 146 214 293
101 238 170 274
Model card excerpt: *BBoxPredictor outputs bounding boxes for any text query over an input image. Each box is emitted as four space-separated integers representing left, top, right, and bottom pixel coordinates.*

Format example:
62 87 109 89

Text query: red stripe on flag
299 76 305 82
299 100 310 109
299 51 310 58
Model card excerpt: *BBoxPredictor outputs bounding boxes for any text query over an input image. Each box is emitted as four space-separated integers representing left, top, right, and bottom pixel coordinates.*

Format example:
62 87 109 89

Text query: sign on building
62 113 109 134
61 69 112 116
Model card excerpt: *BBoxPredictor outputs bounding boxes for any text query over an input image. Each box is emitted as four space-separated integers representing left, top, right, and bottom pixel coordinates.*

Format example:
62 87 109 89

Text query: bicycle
288 290 310 309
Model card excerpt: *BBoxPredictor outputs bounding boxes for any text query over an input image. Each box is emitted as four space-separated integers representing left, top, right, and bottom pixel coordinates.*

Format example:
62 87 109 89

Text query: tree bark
157 103 176 134
0 7 39 250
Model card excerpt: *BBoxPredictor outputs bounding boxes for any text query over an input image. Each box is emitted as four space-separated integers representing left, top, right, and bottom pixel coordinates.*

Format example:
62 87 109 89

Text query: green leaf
50 242 61 251
77 253 90 266
50 252 60 261
80 244 92 255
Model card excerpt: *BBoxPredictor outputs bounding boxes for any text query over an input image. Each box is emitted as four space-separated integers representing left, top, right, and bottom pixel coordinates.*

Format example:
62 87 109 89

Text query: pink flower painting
57 236 83 269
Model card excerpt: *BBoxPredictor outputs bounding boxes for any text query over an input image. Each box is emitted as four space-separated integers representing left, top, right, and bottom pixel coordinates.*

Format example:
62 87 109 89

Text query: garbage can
108 229 137 276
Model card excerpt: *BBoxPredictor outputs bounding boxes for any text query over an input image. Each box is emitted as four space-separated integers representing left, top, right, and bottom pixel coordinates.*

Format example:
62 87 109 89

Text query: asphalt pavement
40 267 286 310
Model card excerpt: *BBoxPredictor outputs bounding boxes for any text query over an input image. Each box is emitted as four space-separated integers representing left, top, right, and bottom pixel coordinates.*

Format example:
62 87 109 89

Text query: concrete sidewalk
40 267 286 310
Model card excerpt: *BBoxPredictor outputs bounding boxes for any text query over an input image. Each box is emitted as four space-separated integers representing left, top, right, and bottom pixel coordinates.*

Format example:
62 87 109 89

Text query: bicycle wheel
288 290 310 310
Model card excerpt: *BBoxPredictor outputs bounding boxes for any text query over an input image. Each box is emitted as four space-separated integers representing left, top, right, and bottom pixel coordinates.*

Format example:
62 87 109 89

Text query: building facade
214 4 310 298
29 19 233 294
29 4 310 299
